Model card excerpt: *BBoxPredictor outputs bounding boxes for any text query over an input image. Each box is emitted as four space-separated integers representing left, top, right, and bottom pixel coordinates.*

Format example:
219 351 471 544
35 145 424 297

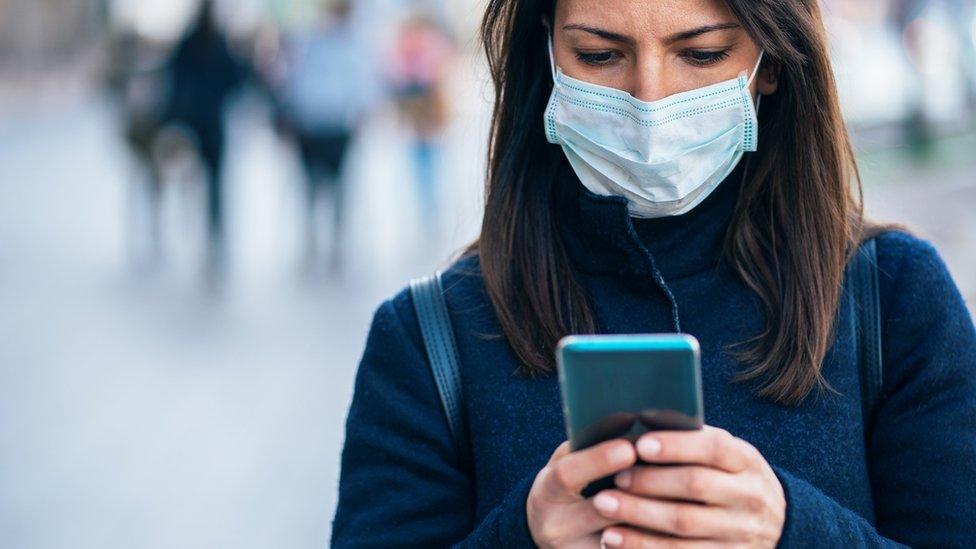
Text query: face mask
543 33 764 218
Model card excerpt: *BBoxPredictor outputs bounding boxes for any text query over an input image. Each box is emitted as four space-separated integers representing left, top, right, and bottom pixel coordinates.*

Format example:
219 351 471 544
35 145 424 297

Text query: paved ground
0 64 972 549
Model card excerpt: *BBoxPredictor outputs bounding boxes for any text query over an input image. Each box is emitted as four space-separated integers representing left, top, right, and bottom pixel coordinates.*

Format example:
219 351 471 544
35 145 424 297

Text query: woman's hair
468 0 885 406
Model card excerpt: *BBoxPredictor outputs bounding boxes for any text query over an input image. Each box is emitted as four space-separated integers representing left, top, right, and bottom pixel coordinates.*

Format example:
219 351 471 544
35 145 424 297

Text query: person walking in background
273 0 377 274
163 0 248 277
890 0 976 157
388 10 454 234
891 0 935 156
942 0 976 114
104 28 170 270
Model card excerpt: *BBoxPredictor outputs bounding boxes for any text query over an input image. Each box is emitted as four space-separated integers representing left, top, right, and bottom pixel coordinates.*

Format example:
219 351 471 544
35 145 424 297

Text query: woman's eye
575 50 619 66
682 49 730 67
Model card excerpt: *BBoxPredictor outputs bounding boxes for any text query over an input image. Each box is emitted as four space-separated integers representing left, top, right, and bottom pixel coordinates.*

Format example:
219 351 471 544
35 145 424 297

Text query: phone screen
557 334 704 497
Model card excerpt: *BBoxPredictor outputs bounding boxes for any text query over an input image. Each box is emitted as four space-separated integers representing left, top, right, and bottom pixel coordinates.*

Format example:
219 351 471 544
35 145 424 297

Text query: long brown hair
469 0 883 406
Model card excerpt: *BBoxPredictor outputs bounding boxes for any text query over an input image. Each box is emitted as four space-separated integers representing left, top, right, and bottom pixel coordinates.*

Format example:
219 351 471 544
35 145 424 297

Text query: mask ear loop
746 50 765 88
542 18 557 82
747 50 765 114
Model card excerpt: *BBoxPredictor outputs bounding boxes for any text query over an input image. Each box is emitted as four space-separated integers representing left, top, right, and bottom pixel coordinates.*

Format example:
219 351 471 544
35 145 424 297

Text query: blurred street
0 1 973 548
0 51 491 549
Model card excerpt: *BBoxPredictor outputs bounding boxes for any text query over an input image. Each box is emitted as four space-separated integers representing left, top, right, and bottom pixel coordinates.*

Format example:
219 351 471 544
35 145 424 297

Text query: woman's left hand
592 425 786 548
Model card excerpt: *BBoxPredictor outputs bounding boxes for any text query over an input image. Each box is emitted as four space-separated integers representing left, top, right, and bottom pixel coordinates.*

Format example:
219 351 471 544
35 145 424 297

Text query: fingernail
638 436 661 457
602 529 623 547
615 469 632 489
610 443 632 464
594 492 619 514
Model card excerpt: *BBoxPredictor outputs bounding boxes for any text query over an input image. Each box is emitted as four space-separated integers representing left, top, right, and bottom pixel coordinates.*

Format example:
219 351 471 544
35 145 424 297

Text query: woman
331 0 976 547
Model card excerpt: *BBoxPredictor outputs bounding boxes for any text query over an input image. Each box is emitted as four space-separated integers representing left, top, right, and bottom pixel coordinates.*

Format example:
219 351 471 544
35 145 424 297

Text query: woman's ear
758 59 780 96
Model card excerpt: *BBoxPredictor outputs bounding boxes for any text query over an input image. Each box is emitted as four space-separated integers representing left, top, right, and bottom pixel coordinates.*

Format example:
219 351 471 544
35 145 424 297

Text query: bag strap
410 272 470 465
850 238 884 442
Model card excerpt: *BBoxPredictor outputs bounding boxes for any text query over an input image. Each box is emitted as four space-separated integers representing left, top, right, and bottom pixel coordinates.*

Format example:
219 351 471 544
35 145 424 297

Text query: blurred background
0 0 972 547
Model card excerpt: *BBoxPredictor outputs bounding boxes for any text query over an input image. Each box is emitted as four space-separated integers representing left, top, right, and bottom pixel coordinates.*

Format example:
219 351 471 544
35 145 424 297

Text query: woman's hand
593 426 786 548
527 439 638 548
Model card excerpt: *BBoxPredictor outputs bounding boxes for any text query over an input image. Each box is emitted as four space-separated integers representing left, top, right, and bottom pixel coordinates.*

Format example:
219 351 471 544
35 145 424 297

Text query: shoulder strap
850 238 883 441
409 272 470 465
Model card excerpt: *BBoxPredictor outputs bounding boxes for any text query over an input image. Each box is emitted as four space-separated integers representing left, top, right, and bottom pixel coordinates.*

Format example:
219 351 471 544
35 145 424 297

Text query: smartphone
556 334 704 498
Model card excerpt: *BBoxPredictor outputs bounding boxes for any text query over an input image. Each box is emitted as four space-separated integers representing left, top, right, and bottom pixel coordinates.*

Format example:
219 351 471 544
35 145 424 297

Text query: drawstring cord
622 220 683 333
640 148 758 335
649 258 683 334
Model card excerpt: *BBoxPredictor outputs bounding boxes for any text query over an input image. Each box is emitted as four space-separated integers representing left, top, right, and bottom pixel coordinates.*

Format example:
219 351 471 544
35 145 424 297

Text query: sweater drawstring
647 253 682 333
622 218 683 334
643 150 756 335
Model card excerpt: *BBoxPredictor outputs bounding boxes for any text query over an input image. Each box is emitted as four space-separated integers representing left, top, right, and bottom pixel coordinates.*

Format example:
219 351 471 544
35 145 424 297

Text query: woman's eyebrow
664 23 741 45
562 22 741 46
562 24 636 47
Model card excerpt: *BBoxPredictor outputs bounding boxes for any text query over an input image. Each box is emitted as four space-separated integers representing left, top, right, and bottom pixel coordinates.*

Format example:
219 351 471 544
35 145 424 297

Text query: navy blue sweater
331 164 976 547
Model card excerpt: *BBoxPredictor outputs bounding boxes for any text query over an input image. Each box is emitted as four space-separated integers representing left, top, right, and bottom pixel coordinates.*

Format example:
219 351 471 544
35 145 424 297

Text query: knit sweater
330 162 976 547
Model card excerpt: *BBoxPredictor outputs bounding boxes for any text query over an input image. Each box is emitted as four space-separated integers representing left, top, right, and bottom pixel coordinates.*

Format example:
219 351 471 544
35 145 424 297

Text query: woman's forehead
555 0 738 39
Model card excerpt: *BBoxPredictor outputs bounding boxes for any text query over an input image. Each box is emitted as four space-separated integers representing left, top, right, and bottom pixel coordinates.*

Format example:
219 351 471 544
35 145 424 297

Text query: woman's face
551 0 778 102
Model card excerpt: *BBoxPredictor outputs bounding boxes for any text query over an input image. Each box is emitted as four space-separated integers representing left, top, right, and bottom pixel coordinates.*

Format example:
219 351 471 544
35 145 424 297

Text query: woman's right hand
527 439 637 548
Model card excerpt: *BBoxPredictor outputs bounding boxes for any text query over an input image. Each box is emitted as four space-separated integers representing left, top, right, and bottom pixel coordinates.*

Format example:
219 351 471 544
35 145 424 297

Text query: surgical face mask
543 33 765 218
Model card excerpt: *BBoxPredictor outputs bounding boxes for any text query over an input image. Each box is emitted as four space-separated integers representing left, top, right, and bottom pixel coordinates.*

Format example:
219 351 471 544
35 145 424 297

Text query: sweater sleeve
869 234 976 546
772 467 908 547
330 293 539 548
774 233 976 548
453 471 538 548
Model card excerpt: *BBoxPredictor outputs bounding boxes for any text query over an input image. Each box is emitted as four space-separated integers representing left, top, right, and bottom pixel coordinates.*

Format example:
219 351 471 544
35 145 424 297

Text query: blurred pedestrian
274 0 377 272
890 0 976 156
943 0 976 113
104 28 170 268
163 0 249 273
891 0 935 156
388 11 455 231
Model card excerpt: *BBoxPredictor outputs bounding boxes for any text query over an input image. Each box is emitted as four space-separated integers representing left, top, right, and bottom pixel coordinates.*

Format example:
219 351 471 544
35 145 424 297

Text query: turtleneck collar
558 157 748 281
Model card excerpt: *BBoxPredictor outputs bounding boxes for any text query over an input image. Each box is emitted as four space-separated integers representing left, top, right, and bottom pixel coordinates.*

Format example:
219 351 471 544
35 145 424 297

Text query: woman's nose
630 62 672 103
